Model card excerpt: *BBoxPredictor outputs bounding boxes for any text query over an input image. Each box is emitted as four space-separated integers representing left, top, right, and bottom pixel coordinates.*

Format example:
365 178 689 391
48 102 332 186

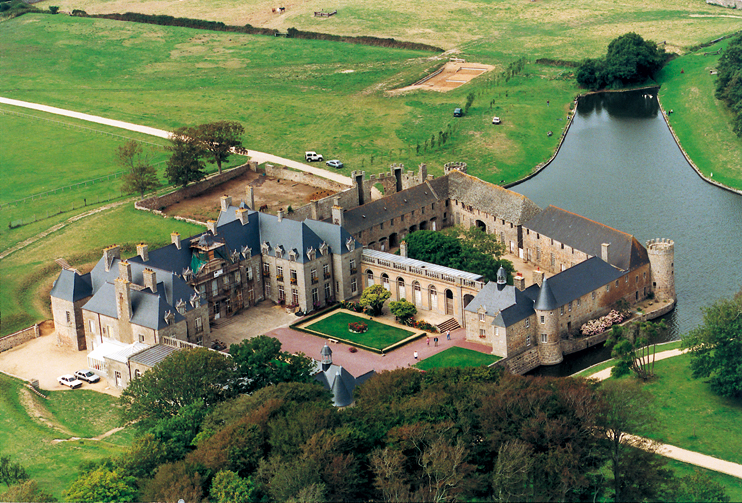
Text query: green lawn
415 346 501 371
0 373 131 500
305 312 417 351
0 204 204 336
657 39 742 191
665 458 742 502
573 340 683 378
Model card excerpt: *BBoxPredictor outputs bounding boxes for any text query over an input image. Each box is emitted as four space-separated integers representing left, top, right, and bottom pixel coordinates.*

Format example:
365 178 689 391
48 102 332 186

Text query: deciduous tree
389 298 416 322
683 291 742 398
117 140 160 198
165 127 207 188
193 121 245 174
0 480 56 503
63 467 138 503
605 319 667 380
0 455 28 486
210 471 261 503
359 284 391 316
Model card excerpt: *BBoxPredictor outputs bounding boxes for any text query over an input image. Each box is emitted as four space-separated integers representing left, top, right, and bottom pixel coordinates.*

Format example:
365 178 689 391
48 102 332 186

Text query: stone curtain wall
264 165 350 192
137 162 257 211
0 324 40 353
290 185 362 222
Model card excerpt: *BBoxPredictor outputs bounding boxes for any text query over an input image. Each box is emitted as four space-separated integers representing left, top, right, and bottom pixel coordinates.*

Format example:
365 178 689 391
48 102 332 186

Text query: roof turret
534 277 558 311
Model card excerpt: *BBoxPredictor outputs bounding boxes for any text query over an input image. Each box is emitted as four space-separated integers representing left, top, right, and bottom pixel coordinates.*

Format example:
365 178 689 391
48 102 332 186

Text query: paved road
0 97 353 186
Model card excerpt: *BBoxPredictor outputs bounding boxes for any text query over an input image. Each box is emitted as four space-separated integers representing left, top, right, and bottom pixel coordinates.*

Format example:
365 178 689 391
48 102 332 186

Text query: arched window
429 285 438 310
381 273 390 291
413 281 422 306
366 270 374 287
397 277 405 300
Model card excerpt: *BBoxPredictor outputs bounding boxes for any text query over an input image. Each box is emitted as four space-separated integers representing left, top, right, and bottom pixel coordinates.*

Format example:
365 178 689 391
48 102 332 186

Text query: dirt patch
163 170 336 221
388 61 496 95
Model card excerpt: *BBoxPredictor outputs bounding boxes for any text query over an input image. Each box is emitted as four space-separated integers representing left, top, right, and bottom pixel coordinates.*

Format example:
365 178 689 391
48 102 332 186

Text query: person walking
414 350 418 360
426 336 430 346
446 330 451 340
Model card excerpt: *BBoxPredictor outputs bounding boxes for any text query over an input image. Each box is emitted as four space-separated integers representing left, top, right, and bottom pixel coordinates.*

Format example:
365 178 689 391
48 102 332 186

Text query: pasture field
415 346 501 370
0 204 203 336
0 372 132 500
304 311 417 350
0 14 578 185
46 0 742 57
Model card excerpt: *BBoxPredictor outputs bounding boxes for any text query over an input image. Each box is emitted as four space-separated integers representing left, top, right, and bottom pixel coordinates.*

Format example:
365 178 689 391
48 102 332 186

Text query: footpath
584 349 742 479
0 97 353 186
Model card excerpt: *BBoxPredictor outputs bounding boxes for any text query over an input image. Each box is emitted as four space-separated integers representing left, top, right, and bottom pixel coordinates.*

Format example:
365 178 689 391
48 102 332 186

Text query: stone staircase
436 318 461 333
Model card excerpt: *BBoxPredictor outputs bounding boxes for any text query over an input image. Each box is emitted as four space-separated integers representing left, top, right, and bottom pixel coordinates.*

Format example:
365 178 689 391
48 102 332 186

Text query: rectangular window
247 267 253 281
199 284 206 299
66 311 71 324
568 301 572 312
606 284 610 292
592 291 596 300
324 282 331 300
278 285 285 301
292 289 299 305
536 247 541 261
263 263 270 275
525 318 530 328
615 280 619 287
380 222 383 230
550 253 555 268
577 298 581 307
276 265 283 280
540 316 545 324
541 333 548 343
401 214 405 221
560 306 564 316
526 335 531 346
211 279 218 295
625 275 629 283
139 334 145 343
349 259 357 274
390 218 394 225
324 263 331 278
336 281 340 293
195 317 203 333
479 328 486 337
311 268 318 284
312 288 319 304
235 271 241 284
290 269 297 284
351 277 357 293
89 320 95 334
479 312 485 322
636 275 639 284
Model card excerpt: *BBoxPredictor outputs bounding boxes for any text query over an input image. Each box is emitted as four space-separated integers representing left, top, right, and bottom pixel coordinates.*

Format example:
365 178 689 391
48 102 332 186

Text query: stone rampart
494 347 541 375
137 162 257 211
289 185 362 221
265 164 350 192
0 324 40 353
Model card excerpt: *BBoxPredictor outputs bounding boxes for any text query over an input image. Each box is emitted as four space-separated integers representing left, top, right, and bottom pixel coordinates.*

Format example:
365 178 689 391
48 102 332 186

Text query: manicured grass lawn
415 346 501 371
305 312 417 351
657 39 742 191
665 458 742 502
0 204 204 336
0 373 131 500
604 353 742 465
573 340 683 378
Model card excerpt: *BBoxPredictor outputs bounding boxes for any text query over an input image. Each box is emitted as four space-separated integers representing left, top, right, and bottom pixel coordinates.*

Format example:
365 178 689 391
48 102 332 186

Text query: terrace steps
436 318 461 333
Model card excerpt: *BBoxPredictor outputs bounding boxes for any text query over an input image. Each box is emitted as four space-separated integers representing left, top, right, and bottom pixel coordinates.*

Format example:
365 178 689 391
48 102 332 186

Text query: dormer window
276 247 284 259
345 237 356 252
176 299 187 315
319 242 328 256
306 246 316 261
241 245 252 259
288 250 298 262
261 242 271 255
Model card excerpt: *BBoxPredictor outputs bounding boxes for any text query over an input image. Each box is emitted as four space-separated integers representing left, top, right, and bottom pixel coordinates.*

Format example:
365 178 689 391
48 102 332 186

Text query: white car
58 374 83 389
74 370 100 383
492 116 501 124
305 151 324 162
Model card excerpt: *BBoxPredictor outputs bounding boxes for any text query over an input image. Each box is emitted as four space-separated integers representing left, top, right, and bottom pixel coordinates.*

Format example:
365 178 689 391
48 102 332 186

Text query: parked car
58 374 83 389
326 160 344 169
453 108 463 117
74 370 100 383
492 116 501 124
305 151 324 162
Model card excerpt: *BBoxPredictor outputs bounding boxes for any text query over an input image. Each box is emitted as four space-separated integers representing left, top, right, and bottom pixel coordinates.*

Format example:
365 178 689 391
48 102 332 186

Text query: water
513 89 742 376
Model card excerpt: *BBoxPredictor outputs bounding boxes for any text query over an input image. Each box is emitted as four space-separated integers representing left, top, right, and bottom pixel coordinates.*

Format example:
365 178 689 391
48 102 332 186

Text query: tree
117 140 160 198
359 284 391 316
389 298 416 322
490 440 533 503
193 121 245 174
444 225 505 259
676 470 730 502
165 127 207 188
0 480 56 503
0 455 28 486
464 92 475 115
120 347 236 429
605 319 667 380
210 471 262 503
683 292 742 398
48 5 59 13
63 467 138 503
229 335 315 395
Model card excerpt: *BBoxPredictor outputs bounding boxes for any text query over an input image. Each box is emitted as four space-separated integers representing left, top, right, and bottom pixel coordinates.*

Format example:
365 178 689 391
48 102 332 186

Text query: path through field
0 97 353 186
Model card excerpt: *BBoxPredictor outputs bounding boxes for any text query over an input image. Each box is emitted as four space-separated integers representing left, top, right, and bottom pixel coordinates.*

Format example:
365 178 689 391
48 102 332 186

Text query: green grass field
0 373 131 499
573 340 684 378
305 312 417 350
415 346 501 370
666 458 742 502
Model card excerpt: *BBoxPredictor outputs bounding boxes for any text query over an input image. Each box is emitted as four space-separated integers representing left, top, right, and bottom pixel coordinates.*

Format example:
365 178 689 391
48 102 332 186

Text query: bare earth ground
163 170 336 222
388 62 496 95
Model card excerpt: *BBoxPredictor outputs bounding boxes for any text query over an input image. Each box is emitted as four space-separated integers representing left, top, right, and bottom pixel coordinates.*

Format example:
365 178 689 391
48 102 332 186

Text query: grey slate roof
129 344 179 368
129 236 197 276
258 212 325 263
447 171 542 225
216 215 262 259
50 269 92 302
340 177 449 235
303 218 358 255
465 282 535 327
533 277 558 311
315 364 376 407
83 282 118 319
83 281 186 330
524 206 649 272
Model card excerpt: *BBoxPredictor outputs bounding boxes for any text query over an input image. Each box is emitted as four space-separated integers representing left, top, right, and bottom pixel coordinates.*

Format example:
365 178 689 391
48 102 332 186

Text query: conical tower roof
533 277 558 311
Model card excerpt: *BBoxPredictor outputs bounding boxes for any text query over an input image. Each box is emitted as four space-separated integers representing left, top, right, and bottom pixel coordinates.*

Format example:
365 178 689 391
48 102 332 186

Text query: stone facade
51 296 88 350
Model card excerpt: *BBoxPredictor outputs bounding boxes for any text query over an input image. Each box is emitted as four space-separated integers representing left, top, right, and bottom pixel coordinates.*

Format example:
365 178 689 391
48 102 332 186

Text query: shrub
580 310 625 336
48 5 59 13
348 322 368 333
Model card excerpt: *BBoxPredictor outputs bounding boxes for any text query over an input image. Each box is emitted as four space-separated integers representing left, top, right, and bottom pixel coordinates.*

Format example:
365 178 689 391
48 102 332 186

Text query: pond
512 89 742 376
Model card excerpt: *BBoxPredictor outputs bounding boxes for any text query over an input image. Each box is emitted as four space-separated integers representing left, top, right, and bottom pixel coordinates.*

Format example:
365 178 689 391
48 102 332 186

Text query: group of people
414 330 451 360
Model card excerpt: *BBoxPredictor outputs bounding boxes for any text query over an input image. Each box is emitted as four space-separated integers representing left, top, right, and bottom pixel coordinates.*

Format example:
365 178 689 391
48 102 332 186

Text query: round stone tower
646 238 676 302
533 277 563 365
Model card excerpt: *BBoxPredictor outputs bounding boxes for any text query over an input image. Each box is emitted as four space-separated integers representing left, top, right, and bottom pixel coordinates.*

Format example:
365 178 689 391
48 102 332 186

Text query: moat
514 89 742 376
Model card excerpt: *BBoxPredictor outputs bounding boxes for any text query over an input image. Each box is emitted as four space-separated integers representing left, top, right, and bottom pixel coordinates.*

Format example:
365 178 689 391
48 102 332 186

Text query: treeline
715 35 742 137
67 11 442 52
50 342 729 503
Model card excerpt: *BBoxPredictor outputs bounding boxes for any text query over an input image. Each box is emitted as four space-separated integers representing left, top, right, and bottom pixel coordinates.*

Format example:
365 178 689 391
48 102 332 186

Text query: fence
0 324 40 353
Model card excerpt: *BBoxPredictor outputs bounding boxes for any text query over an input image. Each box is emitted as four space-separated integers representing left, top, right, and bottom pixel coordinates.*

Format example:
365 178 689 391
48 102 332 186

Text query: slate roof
340 177 449 235
258 212 326 263
129 235 196 276
447 171 542 225
524 206 649 271
215 215 262 259
303 219 357 255
315 364 376 407
465 282 535 327
50 268 92 302
129 344 179 368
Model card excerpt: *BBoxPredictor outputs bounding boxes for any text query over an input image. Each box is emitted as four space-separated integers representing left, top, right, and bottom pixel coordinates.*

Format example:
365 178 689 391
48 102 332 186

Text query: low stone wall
0 324 40 353
265 164 350 192
290 185 361 221
137 161 257 211
562 331 612 356
494 347 541 375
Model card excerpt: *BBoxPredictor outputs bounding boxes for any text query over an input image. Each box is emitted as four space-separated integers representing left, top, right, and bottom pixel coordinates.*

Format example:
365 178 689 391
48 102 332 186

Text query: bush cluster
714 35 742 137
402 318 437 332
348 321 368 333
580 309 625 336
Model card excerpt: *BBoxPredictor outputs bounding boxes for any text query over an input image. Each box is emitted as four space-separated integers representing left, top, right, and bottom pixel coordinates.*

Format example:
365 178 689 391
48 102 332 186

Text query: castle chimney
331 205 344 227
246 186 255 210
171 232 181 250
207 220 217 235
532 269 544 287
220 195 232 212
513 272 525 291
103 244 121 272
137 243 148 262
333 196 341 207
277 209 284 222
400 240 408 258
118 259 132 282
115 277 132 322
142 268 157 293
601 243 610 263
419 163 427 183
236 208 249 225
310 200 319 220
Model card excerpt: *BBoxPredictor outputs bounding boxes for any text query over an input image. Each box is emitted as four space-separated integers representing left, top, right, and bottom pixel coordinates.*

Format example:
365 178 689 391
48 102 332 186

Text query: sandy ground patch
163 170 336 222
388 62 496 95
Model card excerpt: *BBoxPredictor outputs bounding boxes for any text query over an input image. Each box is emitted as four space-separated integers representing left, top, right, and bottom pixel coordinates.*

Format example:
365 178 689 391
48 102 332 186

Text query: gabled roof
83 282 118 319
465 281 534 327
303 219 358 255
50 268 92 302
129 344 179 368
524 206 649 271
258 213 325 263
216 215 262 260
130 288 186 330
447 171 542 225
340 177 449 235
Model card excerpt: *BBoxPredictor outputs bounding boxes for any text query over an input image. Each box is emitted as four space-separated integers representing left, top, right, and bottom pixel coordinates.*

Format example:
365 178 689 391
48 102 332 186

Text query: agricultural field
0 372 133 500
304 311 417 351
